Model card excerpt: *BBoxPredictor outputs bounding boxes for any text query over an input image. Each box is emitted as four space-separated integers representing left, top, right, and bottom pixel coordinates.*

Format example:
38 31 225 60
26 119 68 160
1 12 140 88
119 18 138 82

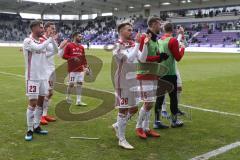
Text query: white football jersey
23 35 53 80
41 35 58 72
113 40 147 89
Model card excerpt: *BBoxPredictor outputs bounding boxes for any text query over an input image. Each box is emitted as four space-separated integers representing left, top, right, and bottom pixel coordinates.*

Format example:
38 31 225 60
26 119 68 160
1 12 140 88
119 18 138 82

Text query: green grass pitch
0 47 240 160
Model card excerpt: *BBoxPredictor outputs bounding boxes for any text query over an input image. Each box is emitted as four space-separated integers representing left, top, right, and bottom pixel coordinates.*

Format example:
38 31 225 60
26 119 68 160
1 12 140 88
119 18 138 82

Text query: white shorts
138 80 158 102
176 68 182 87
68 72 85 83
115 88 139 108
46 70 56 90
26 80 48 100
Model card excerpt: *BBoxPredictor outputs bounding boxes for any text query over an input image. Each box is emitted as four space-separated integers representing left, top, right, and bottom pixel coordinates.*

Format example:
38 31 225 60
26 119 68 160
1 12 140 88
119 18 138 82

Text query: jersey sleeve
168 38 185 62
46 39 58 57
81 47 87 67
23 37 52 52
62 44 72 60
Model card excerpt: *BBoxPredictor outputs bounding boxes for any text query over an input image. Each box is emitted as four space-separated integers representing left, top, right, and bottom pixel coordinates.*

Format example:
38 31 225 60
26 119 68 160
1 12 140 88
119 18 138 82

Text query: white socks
142 110 151 131
113 112 134 127
26 105 35 131
177 91 181 104
34 106 43 128
76 85 82 102
162 96 167 111
66 85 73 99
136 107 147 129
42 98 49 116
117 113 127 141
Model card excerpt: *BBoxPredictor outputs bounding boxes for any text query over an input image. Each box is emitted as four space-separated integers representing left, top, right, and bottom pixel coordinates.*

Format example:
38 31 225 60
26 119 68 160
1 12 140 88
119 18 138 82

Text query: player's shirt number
27 81 39 94
120 98 128 105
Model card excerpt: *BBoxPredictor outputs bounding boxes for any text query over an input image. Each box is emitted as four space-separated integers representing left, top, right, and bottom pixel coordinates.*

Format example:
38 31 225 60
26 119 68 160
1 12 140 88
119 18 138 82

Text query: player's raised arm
23 37 52 52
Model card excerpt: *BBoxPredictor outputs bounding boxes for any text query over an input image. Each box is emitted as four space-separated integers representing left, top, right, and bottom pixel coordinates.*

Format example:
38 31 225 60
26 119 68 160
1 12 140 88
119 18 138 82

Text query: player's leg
136 101 160 139
176 70 185 115
34 80 49 134
117 108 134 149
113 88 134 149
154 79 169 129
76 72 87 106
25 80 39 141
168 76 183 128
136 80 160 138
66 72 75 103
161 95 170 119
25 98 37 141
42 71 57 123
41 88 56 124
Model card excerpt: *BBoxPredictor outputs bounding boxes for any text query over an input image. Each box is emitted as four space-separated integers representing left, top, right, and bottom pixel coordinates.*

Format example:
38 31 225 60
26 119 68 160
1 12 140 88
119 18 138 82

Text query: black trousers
155 75 178 121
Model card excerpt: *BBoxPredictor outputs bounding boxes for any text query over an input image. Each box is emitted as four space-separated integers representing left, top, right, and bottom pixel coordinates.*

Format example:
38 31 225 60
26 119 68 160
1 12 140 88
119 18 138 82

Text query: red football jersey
63 42 87 72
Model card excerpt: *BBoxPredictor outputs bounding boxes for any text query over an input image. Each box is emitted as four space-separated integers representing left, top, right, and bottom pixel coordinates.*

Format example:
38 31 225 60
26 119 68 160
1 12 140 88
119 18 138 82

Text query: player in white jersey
112 22 149 149
23 20 57 141
40 22 60 125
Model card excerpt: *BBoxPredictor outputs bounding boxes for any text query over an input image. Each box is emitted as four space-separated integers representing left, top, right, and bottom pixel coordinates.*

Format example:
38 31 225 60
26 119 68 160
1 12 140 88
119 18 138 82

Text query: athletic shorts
68 72 85 83
176 67 182 87
138 80 158 102
46 69 56 90
26 80 48 100
115 88 139 108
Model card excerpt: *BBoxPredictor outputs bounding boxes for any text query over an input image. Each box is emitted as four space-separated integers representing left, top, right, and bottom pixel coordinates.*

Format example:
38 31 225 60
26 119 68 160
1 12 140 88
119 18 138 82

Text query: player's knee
69 83 74 88
144 102 153 111
119 108 128 115
29 99 37 107
129 107 138 115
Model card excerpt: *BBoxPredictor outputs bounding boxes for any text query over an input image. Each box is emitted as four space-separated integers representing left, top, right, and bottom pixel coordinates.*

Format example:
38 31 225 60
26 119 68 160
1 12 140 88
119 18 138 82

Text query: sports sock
76 84 82 102
34 106 43 128
26 105 35 131
42 97 49 116
117 113 127 141
143 110 151 131
136 106 146 129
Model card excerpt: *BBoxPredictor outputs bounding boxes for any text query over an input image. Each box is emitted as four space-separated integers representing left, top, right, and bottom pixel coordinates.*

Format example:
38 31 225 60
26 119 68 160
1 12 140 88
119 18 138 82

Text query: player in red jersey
63 32 89 106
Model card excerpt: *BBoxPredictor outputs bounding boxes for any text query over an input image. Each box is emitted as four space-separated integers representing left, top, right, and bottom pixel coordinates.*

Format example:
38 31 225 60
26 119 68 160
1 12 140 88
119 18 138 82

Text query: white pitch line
0 71 24 78
178 103 240 117
1 70 240 118
190 141 240 160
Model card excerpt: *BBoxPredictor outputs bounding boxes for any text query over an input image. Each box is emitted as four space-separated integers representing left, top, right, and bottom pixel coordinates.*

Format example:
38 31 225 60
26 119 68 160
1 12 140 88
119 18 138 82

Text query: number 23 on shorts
27 81 40 94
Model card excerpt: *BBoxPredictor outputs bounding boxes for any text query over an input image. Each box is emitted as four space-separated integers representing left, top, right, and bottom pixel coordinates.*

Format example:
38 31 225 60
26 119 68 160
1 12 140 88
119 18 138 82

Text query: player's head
117 22 133 40
44 21 56 37
30 20 44 37
72 32 82 43
147 16 162 34
163 22 174 34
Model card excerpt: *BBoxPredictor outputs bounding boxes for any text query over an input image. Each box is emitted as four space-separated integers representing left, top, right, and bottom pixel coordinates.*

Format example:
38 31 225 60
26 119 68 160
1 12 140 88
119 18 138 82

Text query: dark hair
164 22 174 33
44 21 55 30
147 16 161 27
72 31 80 38
30 20 43 30
117 22 132 33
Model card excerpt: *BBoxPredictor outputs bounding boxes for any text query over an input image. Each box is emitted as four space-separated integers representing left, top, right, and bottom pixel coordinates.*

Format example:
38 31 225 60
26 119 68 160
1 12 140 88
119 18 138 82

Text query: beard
76 39 81 43
37 31 44 38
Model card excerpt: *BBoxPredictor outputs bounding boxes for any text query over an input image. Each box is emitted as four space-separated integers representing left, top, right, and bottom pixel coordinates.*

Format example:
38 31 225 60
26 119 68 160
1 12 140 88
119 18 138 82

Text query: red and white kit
113 39 148 108
63 42 87 83
23 35 56 99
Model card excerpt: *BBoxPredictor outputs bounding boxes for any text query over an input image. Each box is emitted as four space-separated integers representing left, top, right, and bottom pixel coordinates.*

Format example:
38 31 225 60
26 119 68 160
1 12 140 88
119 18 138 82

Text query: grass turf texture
0 47 240 160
